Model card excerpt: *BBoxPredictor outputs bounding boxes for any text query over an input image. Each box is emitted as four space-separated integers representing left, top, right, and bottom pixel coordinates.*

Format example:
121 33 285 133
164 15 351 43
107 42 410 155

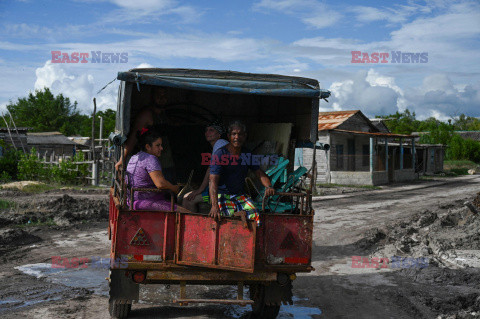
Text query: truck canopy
117 68 323 98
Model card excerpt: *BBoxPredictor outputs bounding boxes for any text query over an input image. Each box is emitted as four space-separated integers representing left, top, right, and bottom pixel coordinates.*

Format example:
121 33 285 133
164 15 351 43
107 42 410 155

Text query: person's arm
115 110 153 171
255 169 275 197
186 167 210 200
149 170 180 194
208 174 221 221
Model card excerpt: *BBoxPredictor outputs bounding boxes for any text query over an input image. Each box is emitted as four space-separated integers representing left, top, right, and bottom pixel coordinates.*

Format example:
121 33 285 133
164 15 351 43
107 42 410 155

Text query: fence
37 140 115 186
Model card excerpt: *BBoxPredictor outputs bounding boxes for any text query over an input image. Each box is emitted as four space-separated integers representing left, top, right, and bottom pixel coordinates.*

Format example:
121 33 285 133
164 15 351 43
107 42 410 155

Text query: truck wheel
108 300 131 318
250 285 281 319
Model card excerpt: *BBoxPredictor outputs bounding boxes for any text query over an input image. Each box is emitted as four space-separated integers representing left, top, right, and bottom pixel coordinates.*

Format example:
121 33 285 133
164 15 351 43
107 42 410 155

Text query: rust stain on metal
318 110 359 131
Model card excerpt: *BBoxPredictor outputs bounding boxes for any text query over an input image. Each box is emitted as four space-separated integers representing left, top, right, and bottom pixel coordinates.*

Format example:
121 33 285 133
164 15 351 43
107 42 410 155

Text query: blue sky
1 0 479 120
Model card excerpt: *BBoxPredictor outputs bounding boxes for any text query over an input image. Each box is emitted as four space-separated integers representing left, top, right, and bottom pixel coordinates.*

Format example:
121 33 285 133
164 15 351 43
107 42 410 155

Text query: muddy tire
109 300 131 318
250 285 281 319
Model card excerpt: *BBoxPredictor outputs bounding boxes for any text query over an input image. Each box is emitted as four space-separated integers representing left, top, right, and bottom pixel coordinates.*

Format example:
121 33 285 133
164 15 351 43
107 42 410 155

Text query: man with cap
183 120 229 212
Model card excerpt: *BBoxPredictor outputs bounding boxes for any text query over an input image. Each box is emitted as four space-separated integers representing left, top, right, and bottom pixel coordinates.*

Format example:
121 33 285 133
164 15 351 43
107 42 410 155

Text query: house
297 110 417 185
415 144 445 174
27 132 78 158
0 127 29 154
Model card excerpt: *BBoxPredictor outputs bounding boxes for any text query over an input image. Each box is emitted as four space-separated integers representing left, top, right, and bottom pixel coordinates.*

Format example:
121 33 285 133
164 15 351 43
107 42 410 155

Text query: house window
336 145 344 170
362 144 369 166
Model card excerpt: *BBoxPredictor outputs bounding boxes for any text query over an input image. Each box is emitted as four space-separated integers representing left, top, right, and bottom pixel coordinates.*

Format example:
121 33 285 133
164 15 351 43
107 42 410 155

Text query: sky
0 0 479 120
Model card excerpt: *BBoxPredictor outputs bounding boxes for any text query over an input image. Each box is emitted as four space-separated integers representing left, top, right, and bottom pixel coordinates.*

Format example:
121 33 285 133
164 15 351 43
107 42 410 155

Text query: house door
347 139 355 171
388 148 395 182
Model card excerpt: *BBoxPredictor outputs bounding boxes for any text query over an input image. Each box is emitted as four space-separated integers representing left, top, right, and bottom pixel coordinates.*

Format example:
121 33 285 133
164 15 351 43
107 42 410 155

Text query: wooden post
91 98 98 186
369 137 374 173
412 138 416 170
399 138 403 170
385 138 388 172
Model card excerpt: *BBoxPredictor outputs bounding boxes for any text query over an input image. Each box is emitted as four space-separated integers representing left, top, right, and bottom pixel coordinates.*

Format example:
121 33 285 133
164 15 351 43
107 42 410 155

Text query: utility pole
98 115 103 159
91 98 98 186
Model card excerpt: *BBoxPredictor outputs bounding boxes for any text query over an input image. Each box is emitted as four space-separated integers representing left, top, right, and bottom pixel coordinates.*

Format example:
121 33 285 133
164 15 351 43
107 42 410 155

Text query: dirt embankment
0 190 108 256
355 192 480 318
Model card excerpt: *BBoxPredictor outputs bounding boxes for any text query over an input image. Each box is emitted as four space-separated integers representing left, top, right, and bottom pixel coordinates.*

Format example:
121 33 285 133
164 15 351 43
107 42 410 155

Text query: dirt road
0 175 479 318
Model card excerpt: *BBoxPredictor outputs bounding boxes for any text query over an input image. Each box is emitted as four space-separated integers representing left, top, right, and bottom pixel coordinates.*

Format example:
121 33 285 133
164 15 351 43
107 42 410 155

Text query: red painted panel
263 214 313 265
177 214 256 272
116 211 176 261
217 219 256 272
176 214 216 265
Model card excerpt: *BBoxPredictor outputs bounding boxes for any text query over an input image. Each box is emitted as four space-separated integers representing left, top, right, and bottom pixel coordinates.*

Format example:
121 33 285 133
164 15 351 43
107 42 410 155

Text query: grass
0 199 14 209
20 183 58 193
443 160 479 176
444 160 479 170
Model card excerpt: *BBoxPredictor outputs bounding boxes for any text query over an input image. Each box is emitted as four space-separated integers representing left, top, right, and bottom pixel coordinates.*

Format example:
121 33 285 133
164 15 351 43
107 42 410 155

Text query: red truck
108 68 329 318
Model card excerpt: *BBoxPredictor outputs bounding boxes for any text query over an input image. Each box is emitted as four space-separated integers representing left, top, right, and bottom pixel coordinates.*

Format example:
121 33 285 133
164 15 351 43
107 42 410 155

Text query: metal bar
237 281 244 300
146 269 277 281
173 299 254 306
180 281 186 299
163 213 168 262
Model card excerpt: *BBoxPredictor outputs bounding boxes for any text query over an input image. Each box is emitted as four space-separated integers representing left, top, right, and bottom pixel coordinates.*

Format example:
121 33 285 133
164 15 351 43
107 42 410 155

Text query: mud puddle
140 285 321 318
14 264 322 318
15 263 108 295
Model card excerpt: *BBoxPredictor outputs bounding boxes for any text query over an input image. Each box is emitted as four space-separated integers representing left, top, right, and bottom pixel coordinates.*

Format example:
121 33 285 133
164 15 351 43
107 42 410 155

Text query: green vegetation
377 110 480 164
6 88 115 137
0 199 14 209
17 148 89 184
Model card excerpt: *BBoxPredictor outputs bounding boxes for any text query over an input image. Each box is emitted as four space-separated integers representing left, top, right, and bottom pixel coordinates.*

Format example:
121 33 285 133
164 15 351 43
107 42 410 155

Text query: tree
453 114 480 131
7 88 83 136
376 109 419 134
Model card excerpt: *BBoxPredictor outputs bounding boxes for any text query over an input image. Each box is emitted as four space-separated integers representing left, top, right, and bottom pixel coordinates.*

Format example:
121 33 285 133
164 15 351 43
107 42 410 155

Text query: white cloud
34 61 116 113
253 0 341 29
322 69 480 120
99 0 202 25
326 70 401 116
135 63 154 69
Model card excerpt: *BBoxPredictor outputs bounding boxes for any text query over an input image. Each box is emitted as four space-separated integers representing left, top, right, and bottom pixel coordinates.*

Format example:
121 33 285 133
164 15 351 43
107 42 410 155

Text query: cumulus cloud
326 70 401 116
323 70 480 120
34 61 116 113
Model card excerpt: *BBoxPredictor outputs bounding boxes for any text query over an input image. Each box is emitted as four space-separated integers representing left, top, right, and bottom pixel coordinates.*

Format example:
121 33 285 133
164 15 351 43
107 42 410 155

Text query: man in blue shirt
209 121 275 223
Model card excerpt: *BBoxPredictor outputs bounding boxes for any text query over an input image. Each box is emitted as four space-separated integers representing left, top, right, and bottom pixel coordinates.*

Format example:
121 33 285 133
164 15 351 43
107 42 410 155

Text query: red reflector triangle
280 231 298 250
130 228 150 246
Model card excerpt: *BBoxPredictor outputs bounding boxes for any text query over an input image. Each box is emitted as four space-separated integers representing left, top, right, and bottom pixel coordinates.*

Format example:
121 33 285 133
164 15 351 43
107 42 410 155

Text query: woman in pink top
126 126 189 212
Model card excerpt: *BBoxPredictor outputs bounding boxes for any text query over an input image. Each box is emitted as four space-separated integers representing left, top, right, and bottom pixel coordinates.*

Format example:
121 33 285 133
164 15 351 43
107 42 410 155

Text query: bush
0 142 20 180
17 148 48 181
17 148 89 184
50 152 88 184
446 134 480 163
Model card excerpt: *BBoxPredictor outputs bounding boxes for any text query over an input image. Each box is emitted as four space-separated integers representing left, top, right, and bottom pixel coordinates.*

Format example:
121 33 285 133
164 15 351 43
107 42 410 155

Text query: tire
109 300 131 318
249 285 281 319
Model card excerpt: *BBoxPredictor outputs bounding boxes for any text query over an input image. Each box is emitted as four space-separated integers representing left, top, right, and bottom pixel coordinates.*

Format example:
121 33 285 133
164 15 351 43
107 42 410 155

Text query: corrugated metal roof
318 110 360 131
27 132 76 145
333 129 413 138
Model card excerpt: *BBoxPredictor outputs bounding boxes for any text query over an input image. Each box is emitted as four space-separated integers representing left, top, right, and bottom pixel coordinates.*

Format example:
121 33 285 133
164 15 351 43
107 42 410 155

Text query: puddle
14 264 322 318
15 262 109 295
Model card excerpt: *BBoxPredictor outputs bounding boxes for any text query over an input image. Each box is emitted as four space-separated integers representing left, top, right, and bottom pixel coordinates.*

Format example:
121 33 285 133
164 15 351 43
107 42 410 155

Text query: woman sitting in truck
126 126 188 212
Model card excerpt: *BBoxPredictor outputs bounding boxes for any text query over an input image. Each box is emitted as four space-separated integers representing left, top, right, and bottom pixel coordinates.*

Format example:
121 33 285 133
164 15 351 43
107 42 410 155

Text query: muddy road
0 175 479 318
